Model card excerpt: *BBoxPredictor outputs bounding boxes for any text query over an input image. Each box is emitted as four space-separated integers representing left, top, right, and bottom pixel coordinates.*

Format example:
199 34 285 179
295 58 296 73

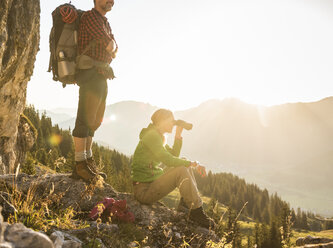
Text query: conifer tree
301 211 309 230
22 152 36 175
254 222 261 247
247 235 253 248
280 206 292 245
290 208 296 227
269 219 282 248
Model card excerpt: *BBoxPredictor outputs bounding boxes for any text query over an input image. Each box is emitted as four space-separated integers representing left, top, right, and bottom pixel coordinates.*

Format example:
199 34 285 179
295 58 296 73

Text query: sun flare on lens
102 114 117 125
49 134 62 146
110 114 116 121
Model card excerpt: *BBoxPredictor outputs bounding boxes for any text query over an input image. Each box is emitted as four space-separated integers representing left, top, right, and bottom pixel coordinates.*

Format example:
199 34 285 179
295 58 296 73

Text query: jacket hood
139 123 155 140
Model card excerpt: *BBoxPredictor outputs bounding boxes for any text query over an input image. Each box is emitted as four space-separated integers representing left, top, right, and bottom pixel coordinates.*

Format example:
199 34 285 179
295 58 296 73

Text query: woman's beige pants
133 166 203 209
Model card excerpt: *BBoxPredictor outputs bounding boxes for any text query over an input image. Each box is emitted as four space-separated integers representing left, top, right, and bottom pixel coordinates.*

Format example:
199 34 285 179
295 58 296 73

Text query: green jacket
131 123 191 182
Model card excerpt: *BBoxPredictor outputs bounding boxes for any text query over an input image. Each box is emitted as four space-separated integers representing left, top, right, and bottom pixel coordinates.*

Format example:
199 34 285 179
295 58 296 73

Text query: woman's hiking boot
86 157 107 180
177 197 189 213
70 160 97 182
189 206 216 229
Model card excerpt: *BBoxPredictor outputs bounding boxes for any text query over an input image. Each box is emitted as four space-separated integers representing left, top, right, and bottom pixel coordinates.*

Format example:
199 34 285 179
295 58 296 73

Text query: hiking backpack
48 4 84 87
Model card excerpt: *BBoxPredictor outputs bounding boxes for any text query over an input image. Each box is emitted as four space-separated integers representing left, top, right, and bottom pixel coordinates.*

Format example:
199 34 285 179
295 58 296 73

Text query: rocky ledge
0 173 218 248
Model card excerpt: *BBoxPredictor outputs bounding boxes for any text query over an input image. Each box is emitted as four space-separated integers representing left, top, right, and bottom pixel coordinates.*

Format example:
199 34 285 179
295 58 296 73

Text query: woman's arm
165 126 184 156
142 130 190 167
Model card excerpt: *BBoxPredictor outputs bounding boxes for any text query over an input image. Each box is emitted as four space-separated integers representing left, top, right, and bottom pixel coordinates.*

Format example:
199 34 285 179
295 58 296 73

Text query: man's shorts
72 68 108 138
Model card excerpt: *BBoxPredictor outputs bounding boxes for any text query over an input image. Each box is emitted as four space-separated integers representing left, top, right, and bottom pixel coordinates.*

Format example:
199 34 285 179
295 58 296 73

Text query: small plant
205 238 231 248
21 152 36 175
81 176 104 201
7 178 47 231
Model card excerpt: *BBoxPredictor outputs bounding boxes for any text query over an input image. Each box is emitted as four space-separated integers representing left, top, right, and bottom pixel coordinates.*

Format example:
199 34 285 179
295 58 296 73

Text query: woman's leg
134 166 202 209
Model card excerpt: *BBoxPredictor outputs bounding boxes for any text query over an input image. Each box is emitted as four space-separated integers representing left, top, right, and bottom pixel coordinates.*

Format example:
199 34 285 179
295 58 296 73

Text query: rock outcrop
2 222 54 248
0 0 40 174
0 173 218 247
0 207 84 248
296 235 333 248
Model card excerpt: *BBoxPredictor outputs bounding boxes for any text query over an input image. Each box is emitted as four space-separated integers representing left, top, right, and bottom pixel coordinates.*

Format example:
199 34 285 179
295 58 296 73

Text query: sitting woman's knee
176 166 190 175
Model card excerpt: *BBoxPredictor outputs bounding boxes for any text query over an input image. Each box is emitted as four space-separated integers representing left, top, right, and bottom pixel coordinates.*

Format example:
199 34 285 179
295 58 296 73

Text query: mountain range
45 97 333 217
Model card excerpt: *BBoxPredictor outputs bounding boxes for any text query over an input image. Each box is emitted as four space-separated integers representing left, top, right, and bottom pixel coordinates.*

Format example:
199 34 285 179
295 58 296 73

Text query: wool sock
75 151 86 162
86 149 93 159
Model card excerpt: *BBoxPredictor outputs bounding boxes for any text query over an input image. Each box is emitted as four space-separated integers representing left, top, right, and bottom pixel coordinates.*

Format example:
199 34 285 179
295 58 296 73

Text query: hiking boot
71 160 97 182
87 157 107 180
70 168 80 179
177 197 189 213
189 206 216 229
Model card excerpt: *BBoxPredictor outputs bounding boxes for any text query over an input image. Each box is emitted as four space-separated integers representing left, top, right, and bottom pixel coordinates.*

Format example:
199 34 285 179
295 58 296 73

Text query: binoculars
174 119 193 130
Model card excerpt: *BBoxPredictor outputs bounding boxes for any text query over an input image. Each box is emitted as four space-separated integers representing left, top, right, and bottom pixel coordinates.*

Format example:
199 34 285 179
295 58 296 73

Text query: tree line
194 170 331 232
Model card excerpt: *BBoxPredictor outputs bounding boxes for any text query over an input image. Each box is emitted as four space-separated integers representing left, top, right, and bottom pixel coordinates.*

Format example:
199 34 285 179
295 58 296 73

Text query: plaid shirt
78 8 115 64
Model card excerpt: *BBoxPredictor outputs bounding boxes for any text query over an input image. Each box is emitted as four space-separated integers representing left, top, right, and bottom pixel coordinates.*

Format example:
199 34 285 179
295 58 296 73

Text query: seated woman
131 108 215 228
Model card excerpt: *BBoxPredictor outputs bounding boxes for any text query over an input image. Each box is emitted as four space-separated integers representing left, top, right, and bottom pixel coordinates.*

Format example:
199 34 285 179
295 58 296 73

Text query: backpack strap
48 27 55 73
48 27 57 81
80 39 96 56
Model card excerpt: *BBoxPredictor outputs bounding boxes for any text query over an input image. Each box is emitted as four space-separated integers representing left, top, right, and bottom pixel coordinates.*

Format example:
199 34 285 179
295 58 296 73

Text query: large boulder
301 243 333 248
296 235 333 248
0 207 54 248
0 0 40 174
4 223 54 248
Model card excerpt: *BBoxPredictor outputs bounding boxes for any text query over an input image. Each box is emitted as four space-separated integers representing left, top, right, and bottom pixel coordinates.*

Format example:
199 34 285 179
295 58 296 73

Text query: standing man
71 0 117 181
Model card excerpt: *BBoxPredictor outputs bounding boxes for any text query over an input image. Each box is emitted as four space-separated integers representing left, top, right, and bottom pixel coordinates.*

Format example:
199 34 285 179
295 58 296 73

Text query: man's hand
175 126 184 139
106 40 117 58
106 41 114 53
110 46 117 59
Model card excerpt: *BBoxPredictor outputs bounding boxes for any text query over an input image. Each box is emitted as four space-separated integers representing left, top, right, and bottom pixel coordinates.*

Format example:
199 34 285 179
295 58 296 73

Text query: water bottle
58 51 70 78
59 51 65 60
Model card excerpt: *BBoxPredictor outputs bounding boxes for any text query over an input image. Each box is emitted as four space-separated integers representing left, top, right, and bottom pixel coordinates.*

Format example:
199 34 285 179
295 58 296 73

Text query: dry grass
5 174 89 233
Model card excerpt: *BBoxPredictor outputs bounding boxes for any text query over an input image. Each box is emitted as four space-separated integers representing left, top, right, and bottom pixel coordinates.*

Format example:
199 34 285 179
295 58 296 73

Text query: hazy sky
27 0 333 111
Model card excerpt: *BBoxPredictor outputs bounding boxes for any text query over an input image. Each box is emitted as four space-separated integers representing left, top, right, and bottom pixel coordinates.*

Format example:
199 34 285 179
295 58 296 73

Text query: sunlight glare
256 105 269 127
110 114 117 121
49 134 62 146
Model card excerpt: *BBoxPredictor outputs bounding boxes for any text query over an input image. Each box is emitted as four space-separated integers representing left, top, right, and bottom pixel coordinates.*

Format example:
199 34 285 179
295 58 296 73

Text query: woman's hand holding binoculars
175 126 184 139
173 119 205 176
174 119 192 139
